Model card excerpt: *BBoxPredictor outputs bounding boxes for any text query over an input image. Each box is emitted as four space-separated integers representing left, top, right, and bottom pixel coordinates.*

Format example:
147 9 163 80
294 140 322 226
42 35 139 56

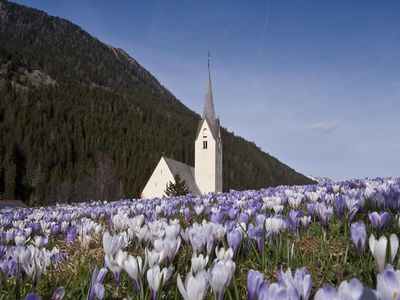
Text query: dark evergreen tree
164 175 190 197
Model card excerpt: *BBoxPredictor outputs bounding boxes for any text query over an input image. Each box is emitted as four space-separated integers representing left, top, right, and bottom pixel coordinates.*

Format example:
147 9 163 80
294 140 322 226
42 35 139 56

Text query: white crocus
215 247 234 262
102 232 127 256
136 225 151 244
15 233 27 246
145 248 164 268
369 234 399 272
195 205 204 215
273 205 284 214
165 223 181 239
208 260 235 300
211 224 226 242
191 254 209 274
123 254 143 288
147 265 169 298
105 249 127 281
156 205 163 214
177 270 209 300
161 237 181 263
33 235 48 248
265 216 286 234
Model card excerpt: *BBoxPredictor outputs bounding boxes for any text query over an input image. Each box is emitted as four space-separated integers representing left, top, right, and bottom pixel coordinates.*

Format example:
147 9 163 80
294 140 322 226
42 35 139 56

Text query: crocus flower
123 255 143 293
102 232 127 256
227 229 242 256
350 221 366 255
264 216 286 235
105 249 127 282
208 260 235 300
258 282 294 299
316 203 333 230
154 237 181 264
247 270 264 300
88 266 107 300
191 254 209 274
51 286 65 300
300 216 311 228
334 195 346 217
24 293 40 300
177 270 209 300
369 234 399 272
376 264 400 300
314 279 364 300
288 210 302 232
306 203 316 215
255 215 266 226
15 232 27 246
146 265 170 300
369 212 390 234
277 267 312 300
145 248 165 268
215 247 234 262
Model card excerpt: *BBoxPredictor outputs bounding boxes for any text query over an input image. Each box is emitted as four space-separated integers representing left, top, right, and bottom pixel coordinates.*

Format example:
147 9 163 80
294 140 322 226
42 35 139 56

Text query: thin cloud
309 121 339 134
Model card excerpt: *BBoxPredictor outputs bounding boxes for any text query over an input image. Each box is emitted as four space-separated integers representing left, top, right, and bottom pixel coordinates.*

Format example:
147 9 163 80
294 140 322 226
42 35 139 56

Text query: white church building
141 60 222 199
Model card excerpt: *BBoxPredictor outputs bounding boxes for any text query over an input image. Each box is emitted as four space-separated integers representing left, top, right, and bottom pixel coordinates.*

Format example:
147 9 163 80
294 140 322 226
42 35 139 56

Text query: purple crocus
376 264 400 300
247 224 264 254
369 212 390 234
88 266 108 300
51 224 61 236
24 293 40 300
227 229 242 256
228 208 238 219
247 270 264 300
255 214 266 227
66 226 77 243
314 279 364 300
350 221 367 255
288 210 302 232
238 212 250 224
334 195 346 217
316 203 333 230
306 203 316 216
0 245 6 260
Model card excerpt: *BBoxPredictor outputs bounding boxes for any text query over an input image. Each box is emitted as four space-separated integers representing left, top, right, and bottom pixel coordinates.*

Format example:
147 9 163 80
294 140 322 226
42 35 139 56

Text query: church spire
203 52 217 131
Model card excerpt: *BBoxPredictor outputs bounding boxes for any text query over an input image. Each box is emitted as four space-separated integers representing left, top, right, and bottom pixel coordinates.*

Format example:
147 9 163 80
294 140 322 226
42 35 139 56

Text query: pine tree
164 175 190 197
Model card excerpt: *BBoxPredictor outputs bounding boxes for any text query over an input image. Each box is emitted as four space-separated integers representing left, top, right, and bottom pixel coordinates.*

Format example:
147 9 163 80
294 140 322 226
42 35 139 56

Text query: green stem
233 273 240 300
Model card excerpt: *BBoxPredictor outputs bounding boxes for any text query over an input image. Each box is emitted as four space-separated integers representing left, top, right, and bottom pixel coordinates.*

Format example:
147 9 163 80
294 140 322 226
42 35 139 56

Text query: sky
13 0 400 180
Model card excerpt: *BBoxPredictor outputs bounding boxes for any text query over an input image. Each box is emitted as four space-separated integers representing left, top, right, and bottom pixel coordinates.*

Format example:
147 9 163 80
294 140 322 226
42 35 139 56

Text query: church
141 59 222 199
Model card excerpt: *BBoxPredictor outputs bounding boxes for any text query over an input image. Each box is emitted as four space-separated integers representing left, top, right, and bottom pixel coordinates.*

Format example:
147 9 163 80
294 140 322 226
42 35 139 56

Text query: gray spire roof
202 57 219 138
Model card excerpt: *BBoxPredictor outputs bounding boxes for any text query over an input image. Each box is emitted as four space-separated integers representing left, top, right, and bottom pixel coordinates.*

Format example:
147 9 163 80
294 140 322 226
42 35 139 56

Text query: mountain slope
0 0 314 204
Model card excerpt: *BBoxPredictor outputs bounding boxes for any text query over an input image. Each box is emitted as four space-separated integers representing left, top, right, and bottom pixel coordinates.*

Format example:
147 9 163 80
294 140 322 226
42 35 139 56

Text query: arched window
203 128 207 138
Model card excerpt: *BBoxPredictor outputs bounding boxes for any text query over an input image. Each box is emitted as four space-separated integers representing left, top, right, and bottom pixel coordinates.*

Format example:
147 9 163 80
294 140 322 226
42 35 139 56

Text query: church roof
163 157 200 195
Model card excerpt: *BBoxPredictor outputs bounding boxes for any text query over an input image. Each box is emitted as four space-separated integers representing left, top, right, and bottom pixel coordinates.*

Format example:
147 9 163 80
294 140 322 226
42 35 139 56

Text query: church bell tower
195 55 223 194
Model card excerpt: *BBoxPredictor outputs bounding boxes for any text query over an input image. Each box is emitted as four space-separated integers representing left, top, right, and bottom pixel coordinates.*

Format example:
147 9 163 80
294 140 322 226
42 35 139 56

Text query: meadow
0 177 399 299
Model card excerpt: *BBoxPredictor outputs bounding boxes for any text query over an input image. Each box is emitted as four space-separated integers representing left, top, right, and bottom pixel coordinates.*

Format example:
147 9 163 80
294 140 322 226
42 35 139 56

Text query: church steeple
203 52 217 134
195 53 222 194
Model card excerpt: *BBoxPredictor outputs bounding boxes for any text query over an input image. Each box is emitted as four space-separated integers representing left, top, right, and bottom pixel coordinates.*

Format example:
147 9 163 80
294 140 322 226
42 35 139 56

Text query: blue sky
14 0 400 180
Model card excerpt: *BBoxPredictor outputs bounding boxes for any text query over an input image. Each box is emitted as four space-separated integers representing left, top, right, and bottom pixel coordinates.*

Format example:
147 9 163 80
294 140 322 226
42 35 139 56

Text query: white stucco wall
141 157 174 199
195 120 222 194
215 130 223 193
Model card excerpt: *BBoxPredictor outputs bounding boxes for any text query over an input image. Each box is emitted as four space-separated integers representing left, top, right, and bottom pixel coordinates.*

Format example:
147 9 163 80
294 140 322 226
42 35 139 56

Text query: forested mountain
0 0 314 205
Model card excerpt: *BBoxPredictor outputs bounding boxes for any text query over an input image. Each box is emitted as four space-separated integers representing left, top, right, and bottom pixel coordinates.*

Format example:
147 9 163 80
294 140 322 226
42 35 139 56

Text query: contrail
257 0 272 58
